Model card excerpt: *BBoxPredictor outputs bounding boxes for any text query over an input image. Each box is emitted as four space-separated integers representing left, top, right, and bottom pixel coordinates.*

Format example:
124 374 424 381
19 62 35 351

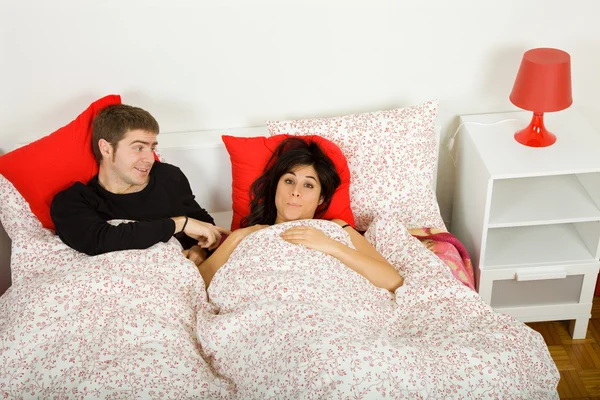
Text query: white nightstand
451 108 600 339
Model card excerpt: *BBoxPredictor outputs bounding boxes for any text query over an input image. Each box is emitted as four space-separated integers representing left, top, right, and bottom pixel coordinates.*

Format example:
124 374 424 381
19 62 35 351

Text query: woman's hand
280 226 336 254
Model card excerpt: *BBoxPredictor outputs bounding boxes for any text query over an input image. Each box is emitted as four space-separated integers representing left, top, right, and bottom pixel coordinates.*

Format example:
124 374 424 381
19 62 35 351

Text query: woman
198 137 404 292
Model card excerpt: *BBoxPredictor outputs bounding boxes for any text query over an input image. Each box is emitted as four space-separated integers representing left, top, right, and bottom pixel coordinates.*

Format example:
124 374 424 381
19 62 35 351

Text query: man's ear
98 139 113 159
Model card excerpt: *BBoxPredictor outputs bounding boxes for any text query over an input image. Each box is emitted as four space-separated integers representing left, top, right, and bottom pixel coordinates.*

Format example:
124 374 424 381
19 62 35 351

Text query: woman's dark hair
241 137 341 227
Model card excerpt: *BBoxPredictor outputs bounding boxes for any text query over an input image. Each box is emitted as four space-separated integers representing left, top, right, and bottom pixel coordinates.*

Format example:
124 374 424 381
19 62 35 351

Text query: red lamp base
514 112 556 147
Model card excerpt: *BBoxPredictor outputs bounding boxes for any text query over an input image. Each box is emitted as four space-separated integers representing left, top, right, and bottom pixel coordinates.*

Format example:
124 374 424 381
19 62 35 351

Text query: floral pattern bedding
0 174 559 398
0 227 233 399
199 217 559 398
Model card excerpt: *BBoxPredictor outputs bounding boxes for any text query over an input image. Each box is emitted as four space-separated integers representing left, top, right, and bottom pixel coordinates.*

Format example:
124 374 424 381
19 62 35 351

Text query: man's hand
186 219 231 250
172 217 231 250
182 245 208 266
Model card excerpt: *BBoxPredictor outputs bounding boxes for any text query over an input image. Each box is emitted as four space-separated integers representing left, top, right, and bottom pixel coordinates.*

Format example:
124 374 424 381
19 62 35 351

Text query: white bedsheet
199 217 560 399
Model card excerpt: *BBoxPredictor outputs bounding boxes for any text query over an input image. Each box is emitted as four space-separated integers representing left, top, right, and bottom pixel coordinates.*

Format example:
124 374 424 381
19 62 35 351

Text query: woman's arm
197 225 267 289
279 221 403 292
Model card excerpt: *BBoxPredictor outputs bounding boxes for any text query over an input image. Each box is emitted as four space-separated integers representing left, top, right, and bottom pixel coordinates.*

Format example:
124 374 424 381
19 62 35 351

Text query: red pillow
0 94 122 230
222 134 355 231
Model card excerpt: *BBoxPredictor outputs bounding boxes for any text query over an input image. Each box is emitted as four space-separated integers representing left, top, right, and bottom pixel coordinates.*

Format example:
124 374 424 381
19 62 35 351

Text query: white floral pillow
0 174 46 241
266 100 445 231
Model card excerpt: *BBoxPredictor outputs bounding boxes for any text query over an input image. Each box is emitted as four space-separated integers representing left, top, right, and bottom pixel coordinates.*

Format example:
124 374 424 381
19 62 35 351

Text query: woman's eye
304 183 314 189
285 178 294 184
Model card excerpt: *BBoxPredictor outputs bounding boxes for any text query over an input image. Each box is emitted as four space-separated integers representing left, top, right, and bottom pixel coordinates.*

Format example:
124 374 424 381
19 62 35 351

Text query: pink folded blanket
409 228 475 290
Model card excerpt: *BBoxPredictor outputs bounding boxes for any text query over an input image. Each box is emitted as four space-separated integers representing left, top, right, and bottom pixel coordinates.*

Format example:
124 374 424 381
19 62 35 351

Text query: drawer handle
515 267 567 281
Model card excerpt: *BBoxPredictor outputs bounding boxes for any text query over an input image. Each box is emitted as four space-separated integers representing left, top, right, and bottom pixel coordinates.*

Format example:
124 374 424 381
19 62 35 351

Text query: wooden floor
526 296 600 399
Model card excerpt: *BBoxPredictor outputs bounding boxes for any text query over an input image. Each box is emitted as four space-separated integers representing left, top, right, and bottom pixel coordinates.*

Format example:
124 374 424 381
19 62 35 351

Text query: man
51 104 228 265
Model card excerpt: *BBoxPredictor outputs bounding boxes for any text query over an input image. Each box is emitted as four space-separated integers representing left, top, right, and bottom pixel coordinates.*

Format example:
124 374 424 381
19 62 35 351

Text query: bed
0 97 559 398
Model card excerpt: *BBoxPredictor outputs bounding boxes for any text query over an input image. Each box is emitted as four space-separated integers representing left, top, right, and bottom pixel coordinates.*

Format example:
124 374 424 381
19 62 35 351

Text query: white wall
1 0 599 293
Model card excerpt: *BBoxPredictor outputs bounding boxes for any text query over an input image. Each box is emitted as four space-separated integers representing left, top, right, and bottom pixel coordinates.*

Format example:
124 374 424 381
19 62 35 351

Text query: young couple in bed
50 104 404 292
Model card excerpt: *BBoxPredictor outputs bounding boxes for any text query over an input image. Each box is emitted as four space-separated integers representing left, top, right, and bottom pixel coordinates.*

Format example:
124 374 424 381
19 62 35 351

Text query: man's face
102 129 158 190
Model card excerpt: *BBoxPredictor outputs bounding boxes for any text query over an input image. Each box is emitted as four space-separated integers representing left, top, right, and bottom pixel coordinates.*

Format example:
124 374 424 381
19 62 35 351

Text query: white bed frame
0 124 442 295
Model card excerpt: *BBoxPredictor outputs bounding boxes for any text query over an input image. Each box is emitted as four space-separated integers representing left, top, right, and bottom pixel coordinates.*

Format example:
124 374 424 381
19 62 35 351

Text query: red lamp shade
509 48 572 147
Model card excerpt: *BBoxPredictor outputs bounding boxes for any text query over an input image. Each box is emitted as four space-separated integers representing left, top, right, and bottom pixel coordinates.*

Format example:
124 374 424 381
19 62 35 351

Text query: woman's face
274 164 324 224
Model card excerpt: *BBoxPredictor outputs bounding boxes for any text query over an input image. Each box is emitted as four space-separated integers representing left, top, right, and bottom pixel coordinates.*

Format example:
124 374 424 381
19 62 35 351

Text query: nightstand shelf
485 224 600 267
451 108 600 339
489 174 600 227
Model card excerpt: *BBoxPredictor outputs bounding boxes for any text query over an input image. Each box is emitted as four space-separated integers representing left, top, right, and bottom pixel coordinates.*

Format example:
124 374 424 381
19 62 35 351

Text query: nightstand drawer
490 273 582 309
480 263 599 323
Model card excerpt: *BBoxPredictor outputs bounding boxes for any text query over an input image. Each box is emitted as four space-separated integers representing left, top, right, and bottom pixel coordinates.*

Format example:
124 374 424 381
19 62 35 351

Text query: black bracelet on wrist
181 216 189 233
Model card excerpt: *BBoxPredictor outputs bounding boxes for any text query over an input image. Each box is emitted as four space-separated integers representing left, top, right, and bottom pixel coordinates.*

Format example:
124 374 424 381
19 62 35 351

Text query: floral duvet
199 217 559 399
0 177 558 399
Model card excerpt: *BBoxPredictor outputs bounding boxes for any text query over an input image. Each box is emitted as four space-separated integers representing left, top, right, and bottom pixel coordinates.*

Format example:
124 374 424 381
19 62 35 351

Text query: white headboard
157 126 268 228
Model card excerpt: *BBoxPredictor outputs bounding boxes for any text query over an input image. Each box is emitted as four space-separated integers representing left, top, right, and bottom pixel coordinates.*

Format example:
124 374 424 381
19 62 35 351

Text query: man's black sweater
50 162 214 256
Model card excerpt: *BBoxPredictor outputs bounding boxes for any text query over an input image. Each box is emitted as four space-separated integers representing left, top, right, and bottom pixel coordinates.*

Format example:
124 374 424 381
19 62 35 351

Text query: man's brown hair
91 104 160 164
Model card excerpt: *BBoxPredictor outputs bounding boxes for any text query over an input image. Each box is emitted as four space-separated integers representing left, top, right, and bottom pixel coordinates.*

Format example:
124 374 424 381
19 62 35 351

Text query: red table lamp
509 48 572 147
